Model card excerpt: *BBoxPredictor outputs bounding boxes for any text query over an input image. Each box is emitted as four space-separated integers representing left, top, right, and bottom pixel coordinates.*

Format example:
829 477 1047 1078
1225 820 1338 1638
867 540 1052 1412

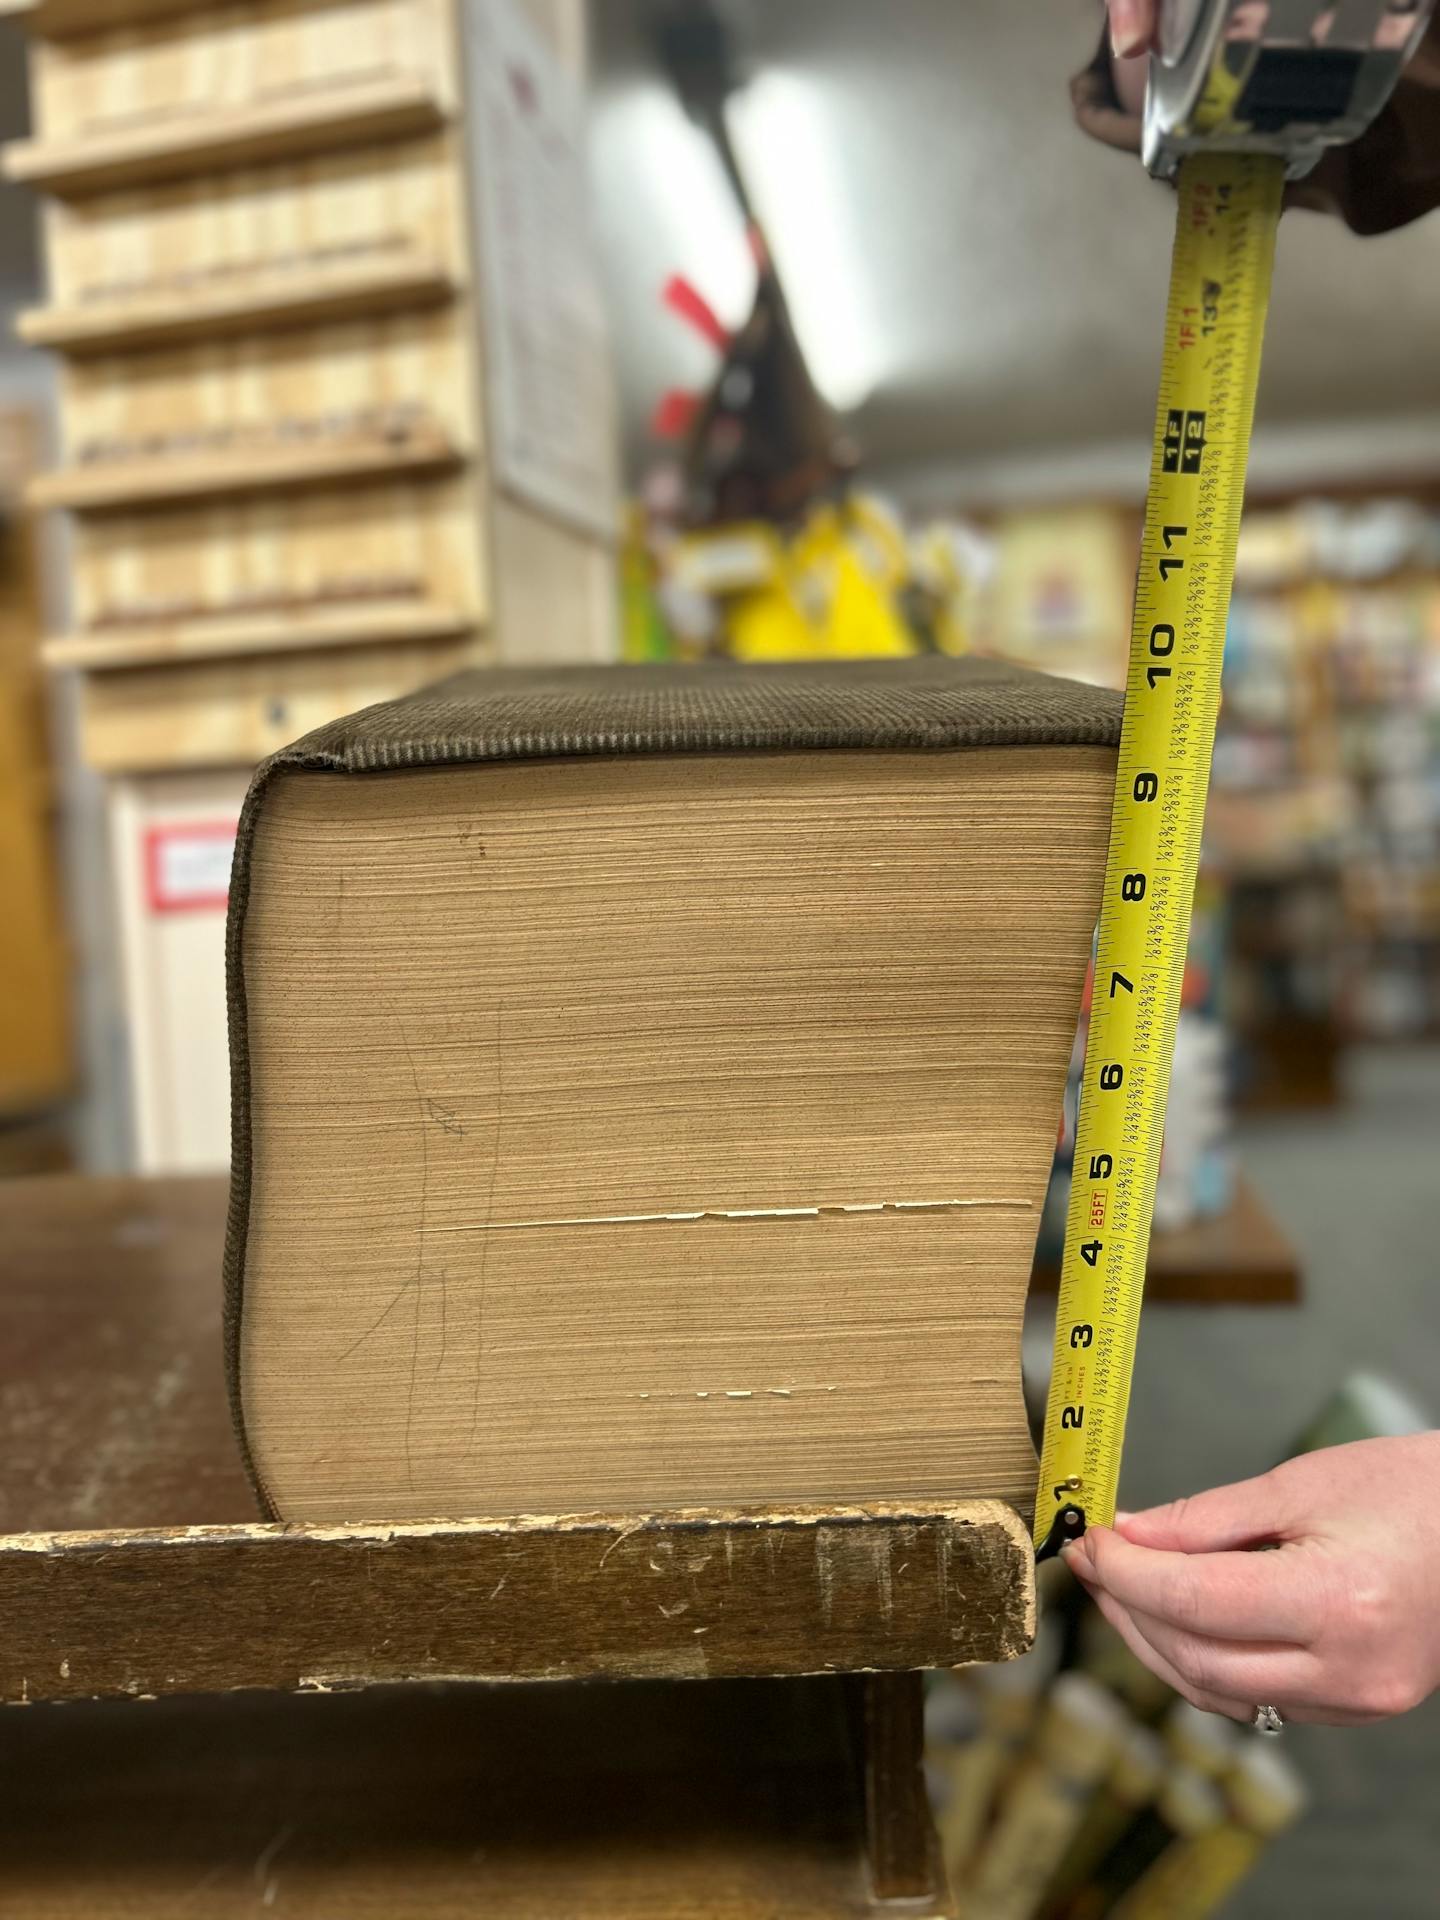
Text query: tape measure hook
1035 1504 1088 1565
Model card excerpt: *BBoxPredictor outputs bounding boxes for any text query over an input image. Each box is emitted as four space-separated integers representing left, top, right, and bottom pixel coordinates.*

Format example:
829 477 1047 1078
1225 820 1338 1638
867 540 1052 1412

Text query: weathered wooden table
0 1174 1044 1917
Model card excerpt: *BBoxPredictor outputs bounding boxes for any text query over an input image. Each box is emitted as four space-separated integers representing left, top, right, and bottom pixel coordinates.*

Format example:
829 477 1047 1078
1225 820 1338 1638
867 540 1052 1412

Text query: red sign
144 821 238 914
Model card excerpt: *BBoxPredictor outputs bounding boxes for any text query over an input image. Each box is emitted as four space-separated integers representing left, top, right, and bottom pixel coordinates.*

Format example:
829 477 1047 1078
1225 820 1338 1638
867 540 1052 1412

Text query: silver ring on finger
1252 1703 1285 1736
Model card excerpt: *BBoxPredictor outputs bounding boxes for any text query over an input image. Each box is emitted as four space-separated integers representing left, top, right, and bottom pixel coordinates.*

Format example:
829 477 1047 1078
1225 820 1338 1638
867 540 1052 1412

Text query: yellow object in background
910 522 978 657
640 492 987 665
679 496 919 662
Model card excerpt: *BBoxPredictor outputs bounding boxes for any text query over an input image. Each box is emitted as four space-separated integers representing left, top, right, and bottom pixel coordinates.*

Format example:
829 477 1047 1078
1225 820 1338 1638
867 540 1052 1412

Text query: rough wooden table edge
0 1499 1037 1707
0 1495 1031 1554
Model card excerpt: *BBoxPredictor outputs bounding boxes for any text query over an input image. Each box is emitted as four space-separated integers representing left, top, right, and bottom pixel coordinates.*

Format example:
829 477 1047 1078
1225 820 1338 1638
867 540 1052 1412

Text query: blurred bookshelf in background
625 478 1440 1232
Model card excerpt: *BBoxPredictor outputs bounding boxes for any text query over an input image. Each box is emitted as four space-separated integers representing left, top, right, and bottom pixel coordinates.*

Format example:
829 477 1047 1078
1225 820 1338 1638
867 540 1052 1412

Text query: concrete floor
1117 1045 1440 1916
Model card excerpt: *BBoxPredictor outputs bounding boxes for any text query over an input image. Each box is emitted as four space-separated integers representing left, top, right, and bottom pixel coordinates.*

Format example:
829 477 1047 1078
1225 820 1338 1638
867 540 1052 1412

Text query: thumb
1115 1470 1292 1553
1108 1 1157 60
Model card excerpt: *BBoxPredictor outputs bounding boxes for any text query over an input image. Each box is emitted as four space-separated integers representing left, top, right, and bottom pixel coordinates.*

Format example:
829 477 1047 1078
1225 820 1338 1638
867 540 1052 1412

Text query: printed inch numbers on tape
1035 153 1285 1558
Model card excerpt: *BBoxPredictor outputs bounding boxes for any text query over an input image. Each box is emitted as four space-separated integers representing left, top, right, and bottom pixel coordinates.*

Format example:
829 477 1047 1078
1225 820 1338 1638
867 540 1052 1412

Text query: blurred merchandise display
930 1617 1066 1892
620 479 982 663
932 1369 1431 1916
959 1673 1126 1920
984 505 1134 689
993 494 1440 1078
928 1567 1308 1920
1216 499 1440 1061
629 466 1440 1168
1288 1369 1433 1453
992 491 1440 1118
627 2 997 668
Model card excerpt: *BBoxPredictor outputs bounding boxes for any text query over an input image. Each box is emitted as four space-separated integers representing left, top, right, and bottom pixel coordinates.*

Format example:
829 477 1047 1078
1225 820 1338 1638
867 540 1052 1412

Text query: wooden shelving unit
3 71 452 194
16 0 495 780
16 253 460 354
76 631 477 772
12 0 618 1170
31 422 466 513
0 1172 1030 1914
18 0 617 775
41 599 475 669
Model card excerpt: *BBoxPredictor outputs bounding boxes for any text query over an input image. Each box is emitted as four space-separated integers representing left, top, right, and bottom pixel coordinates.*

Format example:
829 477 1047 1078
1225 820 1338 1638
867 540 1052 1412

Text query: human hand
1073 2 1440 233
1070 4 1150 153
1106 2 1159 60
1062 1433 1440 1725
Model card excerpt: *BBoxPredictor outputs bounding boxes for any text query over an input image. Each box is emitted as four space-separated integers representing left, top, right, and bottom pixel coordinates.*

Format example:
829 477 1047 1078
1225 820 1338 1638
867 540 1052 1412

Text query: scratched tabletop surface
0 1174 252 1533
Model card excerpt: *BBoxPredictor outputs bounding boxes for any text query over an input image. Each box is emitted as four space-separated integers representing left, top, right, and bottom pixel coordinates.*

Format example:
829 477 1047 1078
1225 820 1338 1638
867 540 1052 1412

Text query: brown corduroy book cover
225 659 1122 1523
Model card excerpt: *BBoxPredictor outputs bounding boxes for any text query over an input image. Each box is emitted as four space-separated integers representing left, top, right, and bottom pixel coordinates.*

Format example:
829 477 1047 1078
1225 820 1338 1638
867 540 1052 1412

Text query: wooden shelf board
1030 1175 1303 1305
3 73 449 196
5 1675 950 1918
43 603 477 671
6 0 230 36
30 429 466 513
0 1174 1035 1707
17 256 460 356
75 635 480 773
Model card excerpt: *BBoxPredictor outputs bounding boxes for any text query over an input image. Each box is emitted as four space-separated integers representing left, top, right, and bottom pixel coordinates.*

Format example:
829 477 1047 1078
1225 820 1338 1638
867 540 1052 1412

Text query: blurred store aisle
1125 1044 1440 1919
1123 1046 1439 1505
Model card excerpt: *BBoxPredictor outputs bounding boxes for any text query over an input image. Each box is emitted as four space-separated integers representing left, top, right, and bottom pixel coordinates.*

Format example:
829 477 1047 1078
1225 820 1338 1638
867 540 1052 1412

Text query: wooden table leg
859 1671 938 1903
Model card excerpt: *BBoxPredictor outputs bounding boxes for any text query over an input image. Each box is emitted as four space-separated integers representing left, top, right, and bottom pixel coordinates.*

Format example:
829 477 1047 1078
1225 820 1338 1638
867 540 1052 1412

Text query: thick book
225 659 1122 1523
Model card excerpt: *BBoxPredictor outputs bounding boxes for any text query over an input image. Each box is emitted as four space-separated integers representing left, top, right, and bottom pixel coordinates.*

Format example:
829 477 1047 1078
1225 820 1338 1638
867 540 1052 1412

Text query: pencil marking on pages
471 1003 505 1451
393 1008 430 1495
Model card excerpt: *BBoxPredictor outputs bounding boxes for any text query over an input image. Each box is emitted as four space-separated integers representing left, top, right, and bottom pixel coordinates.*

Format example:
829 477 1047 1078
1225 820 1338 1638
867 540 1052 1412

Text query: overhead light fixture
593 79 755 335
728 71 882 414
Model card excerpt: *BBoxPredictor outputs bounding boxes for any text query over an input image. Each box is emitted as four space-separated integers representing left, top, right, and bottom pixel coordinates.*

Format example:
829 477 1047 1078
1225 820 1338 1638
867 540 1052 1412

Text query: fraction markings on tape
1035 154 1285 1555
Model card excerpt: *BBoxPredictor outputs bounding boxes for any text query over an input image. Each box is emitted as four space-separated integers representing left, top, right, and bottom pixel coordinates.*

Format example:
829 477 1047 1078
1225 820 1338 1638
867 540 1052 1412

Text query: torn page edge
426 1197 1036 1237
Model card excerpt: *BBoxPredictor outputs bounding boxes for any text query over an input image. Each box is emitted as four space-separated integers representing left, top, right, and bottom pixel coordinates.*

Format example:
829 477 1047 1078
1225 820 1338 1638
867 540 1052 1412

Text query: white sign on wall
144 822 237 914
462 0 616 541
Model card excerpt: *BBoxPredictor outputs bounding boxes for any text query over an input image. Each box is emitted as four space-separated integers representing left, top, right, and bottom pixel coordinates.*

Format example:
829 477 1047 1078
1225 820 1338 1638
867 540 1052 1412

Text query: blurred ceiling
590 0 1440 495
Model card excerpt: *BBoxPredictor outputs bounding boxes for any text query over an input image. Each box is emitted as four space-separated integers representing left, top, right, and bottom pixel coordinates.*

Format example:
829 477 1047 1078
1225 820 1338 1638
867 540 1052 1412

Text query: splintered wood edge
0 1500 1036 1705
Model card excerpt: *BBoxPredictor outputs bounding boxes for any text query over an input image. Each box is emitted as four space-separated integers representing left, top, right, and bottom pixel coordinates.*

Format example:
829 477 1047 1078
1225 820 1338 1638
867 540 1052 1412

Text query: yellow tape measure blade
1034 154 1285 1554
